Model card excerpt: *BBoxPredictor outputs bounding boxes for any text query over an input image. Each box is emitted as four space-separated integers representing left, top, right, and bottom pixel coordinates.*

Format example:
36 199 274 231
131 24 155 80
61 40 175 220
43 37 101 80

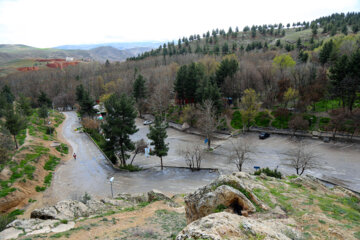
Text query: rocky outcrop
184 172 268 223
30 198 135 220
176 212 300 240
0 219 75 240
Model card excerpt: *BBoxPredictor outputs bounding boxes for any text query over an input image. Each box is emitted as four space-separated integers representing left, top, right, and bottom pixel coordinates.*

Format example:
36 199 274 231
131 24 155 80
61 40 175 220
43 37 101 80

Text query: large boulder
31 200 90 220
184 172 268 223
176 212 300 240
147 189 172 202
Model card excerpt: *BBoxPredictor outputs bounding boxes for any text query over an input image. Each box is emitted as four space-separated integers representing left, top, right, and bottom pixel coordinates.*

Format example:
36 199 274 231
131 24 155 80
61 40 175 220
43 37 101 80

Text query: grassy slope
0 110 66 211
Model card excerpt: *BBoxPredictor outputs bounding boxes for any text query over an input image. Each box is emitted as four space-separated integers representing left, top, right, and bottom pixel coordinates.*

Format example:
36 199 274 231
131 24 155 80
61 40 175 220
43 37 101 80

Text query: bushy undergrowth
254 167 282 179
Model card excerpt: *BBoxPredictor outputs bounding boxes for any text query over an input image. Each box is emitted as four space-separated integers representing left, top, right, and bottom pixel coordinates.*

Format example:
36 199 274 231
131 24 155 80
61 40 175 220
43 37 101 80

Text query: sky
0 0 359 48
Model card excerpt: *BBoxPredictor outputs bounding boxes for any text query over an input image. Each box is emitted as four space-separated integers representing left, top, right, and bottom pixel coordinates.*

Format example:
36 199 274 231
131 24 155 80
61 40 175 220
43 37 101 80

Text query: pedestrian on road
73 153 77 160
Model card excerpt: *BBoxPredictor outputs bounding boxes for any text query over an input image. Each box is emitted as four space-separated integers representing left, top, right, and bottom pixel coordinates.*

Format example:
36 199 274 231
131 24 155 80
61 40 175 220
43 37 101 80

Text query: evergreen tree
222 42 229 54
133 74 147 117
76 84 85 102
38 91 52 108
79 91 96 117
196 77 222 113
16 95 32 116
329 51 360 111
4 105 27 149
133 74 147 102
102 94 138 166
1 85 15 104
147 116 169 170
174 65 187 105
215 56 239 87
38 105 48 124
319 40 335 65
342 25 348 35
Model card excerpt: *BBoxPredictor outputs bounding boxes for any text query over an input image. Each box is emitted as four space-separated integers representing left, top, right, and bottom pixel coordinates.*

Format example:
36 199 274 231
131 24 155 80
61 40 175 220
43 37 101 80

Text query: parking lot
133 118 360 192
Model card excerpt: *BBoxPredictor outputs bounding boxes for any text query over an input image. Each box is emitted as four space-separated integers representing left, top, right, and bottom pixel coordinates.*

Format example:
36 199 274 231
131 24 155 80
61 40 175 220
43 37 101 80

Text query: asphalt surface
45 112 218 203
46 111 360 204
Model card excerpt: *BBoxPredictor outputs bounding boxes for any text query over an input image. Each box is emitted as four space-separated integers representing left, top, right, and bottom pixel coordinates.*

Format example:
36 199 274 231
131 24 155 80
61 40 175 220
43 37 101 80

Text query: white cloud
0 0 359 47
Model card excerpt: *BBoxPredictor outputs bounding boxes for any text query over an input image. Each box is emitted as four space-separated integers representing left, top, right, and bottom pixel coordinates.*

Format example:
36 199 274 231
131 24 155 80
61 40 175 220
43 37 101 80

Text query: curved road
45 112 218 204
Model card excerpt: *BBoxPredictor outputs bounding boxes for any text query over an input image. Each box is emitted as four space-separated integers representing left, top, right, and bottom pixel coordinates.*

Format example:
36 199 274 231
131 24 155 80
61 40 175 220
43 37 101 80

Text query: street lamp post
109 177 114 198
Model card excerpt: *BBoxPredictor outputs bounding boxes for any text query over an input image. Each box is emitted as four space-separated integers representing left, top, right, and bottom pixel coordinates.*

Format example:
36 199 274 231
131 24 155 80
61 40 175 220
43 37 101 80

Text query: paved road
45 112 217 204
46 111 360 205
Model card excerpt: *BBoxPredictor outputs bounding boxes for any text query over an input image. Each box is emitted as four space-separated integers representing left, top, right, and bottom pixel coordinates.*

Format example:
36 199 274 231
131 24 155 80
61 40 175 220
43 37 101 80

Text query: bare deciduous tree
179 144 204 171
228 138 256 171
288 115 309 136
149 80 171 120
130 139 148 165
198 100 219 149
283 141 318 175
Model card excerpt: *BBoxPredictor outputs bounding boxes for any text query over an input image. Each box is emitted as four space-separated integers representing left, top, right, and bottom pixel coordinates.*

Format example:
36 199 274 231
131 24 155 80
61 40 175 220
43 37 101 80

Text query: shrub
271 108 292 129
46 126 55 135
44 155 60 171
119 165 142 172
35 186 46 192
231 111 243 129
55 143 69 154
214 204 227 213
0 214 15 232
319 117 330 130
255 111 271 127
254 167 282 179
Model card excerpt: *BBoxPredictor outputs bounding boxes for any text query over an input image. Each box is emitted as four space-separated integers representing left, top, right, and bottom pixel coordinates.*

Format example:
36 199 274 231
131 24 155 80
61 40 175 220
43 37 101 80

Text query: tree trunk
130 151 138 165
160 157 163 170
207 138 211 149
13 135 18 149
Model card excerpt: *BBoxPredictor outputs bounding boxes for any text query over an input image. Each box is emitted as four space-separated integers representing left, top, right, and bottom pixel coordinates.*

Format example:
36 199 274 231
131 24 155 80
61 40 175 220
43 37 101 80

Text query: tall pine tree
147 116 169 170
102 94 138 166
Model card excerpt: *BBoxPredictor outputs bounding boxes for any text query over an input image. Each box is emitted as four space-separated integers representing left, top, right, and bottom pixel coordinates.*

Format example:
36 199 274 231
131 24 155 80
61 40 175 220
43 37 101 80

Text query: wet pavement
45 112 218 204
46 111 360 204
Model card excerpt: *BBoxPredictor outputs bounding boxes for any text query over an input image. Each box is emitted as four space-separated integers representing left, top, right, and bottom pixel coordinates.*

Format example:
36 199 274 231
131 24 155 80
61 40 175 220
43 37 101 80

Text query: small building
66 57 74 62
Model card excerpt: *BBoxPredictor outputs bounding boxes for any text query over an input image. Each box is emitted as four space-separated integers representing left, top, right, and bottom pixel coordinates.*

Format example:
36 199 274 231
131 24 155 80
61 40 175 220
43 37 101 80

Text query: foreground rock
178 172 360 240
30 198 131 220
176 212 300 240
0 219 75 240
184 172 268 223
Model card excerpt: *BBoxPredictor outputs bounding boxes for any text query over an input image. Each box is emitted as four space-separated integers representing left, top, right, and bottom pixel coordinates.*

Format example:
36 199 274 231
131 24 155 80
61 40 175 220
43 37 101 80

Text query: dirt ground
0 112 72 215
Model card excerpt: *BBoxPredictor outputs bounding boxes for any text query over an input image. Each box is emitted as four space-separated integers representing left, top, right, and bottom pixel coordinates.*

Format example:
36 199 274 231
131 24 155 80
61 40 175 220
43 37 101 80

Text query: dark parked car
259 132 270 139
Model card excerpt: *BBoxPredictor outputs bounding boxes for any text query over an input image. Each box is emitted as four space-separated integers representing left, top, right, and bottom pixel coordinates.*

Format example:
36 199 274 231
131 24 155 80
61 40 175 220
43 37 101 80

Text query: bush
35 186 46 192
255 111 271 127
44 155 60 171
55 143 69 154
81 192 91 204
271 108 292 129
0 214 15 232
231 111 243 129
302 114 317 130
319 117 330 130
254 167 282 179
46 126 55 135
119 165 142 172
44 172 53 186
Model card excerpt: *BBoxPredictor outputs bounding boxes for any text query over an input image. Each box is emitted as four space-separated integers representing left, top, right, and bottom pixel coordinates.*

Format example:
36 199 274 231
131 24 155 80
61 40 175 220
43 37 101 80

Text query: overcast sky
0 0 359 48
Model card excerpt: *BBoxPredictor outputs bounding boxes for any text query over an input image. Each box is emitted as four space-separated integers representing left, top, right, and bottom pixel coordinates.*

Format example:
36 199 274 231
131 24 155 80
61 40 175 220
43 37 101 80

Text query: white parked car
143 120 153 125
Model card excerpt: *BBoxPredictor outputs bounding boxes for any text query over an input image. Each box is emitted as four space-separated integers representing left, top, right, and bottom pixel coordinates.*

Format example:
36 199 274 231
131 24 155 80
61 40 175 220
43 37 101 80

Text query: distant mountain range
0 42 161 66
55 41 163 50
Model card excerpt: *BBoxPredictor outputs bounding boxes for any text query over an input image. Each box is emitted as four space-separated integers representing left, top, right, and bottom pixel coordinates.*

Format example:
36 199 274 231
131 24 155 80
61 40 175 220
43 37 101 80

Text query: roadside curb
84 132 119 170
